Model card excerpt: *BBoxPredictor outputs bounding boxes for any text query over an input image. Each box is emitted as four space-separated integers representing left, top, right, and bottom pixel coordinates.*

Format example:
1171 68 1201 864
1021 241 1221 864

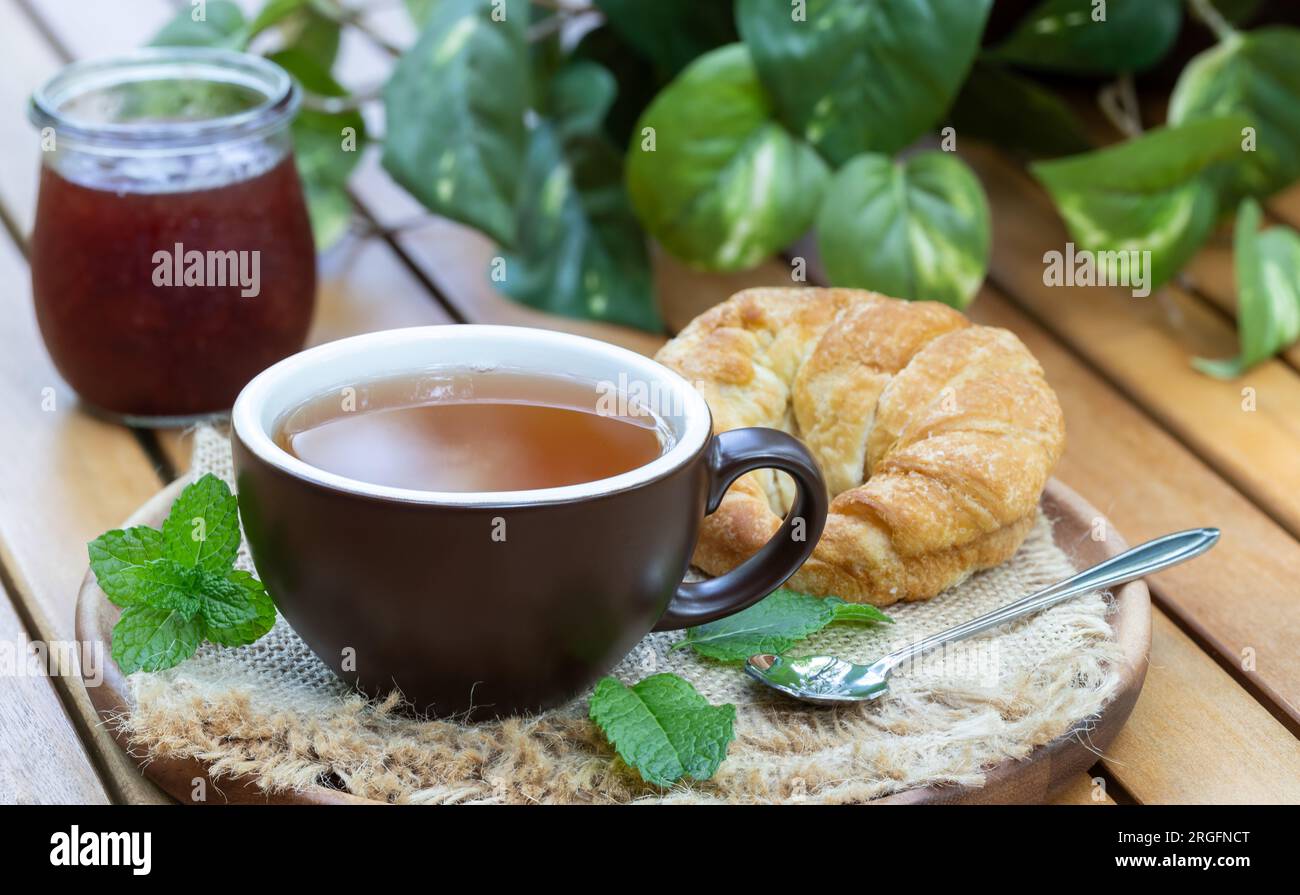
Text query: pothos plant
153 0 1300 376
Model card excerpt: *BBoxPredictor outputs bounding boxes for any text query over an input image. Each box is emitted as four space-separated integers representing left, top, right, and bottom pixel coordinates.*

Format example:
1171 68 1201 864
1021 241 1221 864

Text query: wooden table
2 0 1298 806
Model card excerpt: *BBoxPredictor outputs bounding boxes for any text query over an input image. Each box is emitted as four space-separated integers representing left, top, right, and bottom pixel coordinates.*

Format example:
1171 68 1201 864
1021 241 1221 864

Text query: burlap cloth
116 426 1123 804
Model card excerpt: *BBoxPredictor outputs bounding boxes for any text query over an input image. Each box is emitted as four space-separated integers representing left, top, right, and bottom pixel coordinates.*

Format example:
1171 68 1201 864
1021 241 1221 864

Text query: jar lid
29 47 299 150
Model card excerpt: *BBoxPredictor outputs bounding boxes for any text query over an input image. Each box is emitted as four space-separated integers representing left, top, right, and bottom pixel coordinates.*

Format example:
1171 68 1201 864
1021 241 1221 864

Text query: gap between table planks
17 0 1300 804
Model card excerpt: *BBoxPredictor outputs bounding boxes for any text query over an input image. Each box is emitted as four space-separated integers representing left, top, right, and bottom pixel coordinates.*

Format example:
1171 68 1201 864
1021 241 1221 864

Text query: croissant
656 288 1065 606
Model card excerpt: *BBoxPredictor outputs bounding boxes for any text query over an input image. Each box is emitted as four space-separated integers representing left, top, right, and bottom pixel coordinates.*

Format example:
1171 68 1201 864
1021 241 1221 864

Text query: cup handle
652 427 828 631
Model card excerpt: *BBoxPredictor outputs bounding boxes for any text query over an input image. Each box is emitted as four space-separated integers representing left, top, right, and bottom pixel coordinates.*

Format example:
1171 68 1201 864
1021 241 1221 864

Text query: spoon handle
881 528 1220 674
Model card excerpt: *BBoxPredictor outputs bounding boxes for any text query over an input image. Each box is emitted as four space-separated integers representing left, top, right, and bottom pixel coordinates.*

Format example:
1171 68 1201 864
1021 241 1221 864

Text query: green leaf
87 527 165 607
593 0 737 77
588 674 735 787
289 104 366 249
246 0 341 63
111 604 204 675
676 589 892 663
201 570 278 647
827 598 894 625
678 590 836 662
300 176 355 250
269 45 343 98
149 0 247 48
382 0 529 246
545 62 616 139
1169 28 1300 205
500 62 659 331
991 0 1182 75
501 125 661 331
1031 117 1249 291
248 0 307 37
90 477 275 672
406 0 441 28
736 0 992 163
122 559 205 617
626 44 829 272
263 10 358 251
1194 199 1300 378
817 151 991 309
947 60 1093 160
162 474 242 573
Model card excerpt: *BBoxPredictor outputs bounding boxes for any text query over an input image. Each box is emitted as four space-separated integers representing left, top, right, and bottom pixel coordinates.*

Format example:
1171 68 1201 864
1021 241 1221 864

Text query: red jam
31 157 315 419
29 48 316 423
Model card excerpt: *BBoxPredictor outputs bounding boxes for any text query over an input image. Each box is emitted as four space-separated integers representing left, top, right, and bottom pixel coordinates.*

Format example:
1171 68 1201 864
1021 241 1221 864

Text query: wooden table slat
1108 610 1300 804
970 288 1300 727
0 581 110 804
0 0 70 240
969 145 1300 543
0 234 170 804
1047 772 1113 806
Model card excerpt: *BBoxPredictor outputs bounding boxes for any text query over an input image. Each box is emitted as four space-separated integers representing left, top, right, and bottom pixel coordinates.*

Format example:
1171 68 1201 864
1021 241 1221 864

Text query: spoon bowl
745 654 890 704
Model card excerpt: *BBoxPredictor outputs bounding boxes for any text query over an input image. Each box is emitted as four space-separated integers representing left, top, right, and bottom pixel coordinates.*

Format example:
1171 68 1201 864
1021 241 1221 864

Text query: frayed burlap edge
111 426 1124 804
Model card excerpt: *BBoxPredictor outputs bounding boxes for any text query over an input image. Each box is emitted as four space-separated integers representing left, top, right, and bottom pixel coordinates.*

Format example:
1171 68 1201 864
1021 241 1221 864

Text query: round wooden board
77 477 1149 805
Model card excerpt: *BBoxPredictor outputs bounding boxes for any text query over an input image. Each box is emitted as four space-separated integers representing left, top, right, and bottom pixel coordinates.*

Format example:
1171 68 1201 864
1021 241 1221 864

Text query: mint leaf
162 473 241 573
589 674 735 787
676 589 892 663
828 598 893 625
87 526 165 606
111 604 204 675
202 570 277 647
126 559 206 617
90 474 276 673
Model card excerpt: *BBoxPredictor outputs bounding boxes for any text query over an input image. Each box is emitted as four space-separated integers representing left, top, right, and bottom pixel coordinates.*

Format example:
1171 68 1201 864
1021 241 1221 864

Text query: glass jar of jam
29 49 316 425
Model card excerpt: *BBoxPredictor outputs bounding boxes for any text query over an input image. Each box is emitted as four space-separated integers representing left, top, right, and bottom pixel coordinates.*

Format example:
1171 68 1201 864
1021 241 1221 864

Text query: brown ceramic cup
231 325 827 719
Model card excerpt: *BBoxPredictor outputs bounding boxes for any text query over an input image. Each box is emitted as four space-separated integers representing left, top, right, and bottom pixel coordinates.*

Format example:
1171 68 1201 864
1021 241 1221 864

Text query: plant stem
1098 73 1143 139
1186 0 1237 42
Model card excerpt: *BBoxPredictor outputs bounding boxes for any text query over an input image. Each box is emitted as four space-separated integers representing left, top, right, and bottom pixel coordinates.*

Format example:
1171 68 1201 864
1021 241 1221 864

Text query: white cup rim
231 325 712 506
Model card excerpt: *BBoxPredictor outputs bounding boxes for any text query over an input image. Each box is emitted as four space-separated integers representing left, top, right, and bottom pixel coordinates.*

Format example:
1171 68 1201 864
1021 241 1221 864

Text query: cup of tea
231 325 828 719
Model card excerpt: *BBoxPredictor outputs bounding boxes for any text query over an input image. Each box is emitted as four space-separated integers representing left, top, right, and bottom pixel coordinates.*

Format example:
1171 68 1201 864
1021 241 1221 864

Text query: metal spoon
745 528 1220 705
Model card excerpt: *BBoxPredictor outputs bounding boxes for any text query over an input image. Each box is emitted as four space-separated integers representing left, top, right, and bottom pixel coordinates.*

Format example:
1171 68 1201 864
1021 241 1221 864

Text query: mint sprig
88 474 275 674
588 674 736 788
674 588 892 664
